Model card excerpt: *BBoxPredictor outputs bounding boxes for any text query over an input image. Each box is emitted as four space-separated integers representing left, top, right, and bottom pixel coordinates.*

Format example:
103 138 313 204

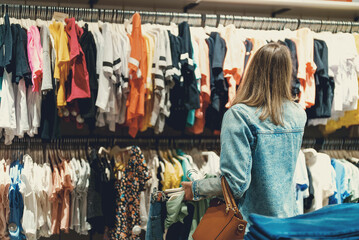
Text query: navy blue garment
166 31 188 131
78 24 98 130
306 39 334 119
145 200 167 240
8 24 31 85
285 39 300 97
178 22 200 112
245 203 359 240
205 32 228 132
0 14 12 70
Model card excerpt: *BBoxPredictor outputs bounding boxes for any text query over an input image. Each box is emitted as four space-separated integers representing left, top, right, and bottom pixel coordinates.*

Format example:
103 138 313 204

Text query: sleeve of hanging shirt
112 33 122 81
102 24 116 83
40 26 53 91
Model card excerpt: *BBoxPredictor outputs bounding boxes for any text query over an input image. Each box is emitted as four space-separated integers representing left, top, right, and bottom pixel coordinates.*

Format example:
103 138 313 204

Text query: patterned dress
110 146 151 240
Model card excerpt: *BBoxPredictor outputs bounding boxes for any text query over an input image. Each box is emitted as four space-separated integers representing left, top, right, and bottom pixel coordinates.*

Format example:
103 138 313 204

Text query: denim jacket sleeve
192 106 255 201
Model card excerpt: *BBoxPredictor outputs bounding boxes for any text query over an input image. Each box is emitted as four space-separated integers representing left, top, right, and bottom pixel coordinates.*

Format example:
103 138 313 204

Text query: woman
183 42 307 223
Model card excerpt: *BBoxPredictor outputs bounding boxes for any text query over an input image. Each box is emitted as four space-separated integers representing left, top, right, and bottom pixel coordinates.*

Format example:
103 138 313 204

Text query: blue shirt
193 101 306 223
329 159 349 204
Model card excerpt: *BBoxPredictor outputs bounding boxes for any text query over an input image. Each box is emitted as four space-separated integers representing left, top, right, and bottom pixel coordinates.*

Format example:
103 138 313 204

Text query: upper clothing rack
2 3 359 32
5 0 359 21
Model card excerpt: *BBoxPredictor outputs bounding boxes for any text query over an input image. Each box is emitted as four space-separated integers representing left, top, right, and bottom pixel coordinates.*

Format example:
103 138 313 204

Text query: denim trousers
245 203 359 240
145 201 167 240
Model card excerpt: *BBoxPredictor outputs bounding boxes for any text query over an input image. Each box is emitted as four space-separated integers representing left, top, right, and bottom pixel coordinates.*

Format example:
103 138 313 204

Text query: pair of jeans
245 203 359 239
145 201 167 240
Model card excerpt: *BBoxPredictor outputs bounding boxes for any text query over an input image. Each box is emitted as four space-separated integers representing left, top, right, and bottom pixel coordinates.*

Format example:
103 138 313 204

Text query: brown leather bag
192 177 247 240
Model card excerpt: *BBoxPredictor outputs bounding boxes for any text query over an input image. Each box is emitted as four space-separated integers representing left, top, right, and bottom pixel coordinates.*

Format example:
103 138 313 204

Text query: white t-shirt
303 149 336 212
0 70 16 144
94 25 111 113
20 155 37 240
14 79 29 138
200 151 221 176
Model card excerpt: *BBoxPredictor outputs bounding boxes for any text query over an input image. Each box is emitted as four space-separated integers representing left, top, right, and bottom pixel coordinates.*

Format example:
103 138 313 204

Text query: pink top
27 26 43 92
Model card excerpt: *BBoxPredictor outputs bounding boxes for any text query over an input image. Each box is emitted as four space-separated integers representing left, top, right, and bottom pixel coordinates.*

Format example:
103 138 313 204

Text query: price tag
52 12 69 22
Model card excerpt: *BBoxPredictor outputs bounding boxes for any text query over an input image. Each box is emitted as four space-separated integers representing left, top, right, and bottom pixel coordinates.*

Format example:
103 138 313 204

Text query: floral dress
110 146 151 240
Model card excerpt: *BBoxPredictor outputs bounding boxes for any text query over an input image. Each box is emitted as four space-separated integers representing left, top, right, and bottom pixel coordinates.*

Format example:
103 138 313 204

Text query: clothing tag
52 12 69 22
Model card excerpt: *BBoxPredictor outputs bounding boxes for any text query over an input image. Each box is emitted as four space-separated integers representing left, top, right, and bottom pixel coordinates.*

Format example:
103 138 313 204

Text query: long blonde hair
232 43 293 126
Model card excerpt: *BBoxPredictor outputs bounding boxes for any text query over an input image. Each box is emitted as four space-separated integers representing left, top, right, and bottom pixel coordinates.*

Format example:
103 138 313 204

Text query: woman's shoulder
283 101 307 120
230 101 307 128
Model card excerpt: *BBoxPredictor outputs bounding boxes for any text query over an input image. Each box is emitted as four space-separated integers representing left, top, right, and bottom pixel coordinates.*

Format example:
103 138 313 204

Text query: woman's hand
182 182 194 201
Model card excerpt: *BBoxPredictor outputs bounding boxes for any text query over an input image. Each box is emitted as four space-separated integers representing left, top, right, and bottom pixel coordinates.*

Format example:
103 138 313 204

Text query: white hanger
98 146 110 155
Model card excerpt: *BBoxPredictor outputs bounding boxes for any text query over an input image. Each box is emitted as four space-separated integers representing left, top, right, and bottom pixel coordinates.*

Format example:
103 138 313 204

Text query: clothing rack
1 3 359 32
302 138 359 151
3 136 221 149
4 137 359 151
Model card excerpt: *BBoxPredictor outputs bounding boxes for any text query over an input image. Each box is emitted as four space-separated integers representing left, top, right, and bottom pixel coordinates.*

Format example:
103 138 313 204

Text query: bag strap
221 177 244 219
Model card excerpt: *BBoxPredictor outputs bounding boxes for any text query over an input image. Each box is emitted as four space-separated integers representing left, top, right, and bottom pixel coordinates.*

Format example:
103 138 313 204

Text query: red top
64 18 91 102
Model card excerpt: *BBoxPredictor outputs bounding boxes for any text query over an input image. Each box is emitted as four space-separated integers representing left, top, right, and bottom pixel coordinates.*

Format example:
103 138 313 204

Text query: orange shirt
126 13 147 138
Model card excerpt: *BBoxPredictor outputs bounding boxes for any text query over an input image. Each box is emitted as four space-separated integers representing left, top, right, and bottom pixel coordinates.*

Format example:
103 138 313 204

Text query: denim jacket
192 101 307 223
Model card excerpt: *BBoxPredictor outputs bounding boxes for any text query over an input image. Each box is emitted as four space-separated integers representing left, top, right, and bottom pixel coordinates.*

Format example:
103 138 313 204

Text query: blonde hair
232 43 293 126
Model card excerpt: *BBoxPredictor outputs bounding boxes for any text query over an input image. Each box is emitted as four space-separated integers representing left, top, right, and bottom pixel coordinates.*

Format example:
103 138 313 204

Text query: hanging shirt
9 160 25 240
296 28 317 109
40 25 53 92
60 161 74 233
221 24 245 108
303 149 336 212
0 70 16 145
49 21 70 108
329 159 349 205
319 33 359 134
64 18 91 102
50 165 62 235
13 79 29 138
19 155 37 240
188 28 211 134
39 24 61 140
179 22 200 112
306 39 334 119
127 13 147 138
37 162 53 238
284 39 300 97
110 146 150 240
167 31 188 131
78 24 98 130
0 14 12 71
8 24 31 85
27 25 43 92
205 32 228 133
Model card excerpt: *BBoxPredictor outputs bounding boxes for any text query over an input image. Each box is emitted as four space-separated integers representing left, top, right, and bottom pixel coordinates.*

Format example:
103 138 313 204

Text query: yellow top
140 34 155 132
49 21 70 108
161 159 177 191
